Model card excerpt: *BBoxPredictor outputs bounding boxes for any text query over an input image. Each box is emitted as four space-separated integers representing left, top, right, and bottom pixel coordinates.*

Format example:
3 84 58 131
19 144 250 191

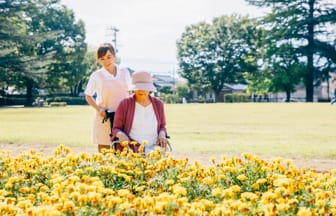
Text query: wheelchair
103 109 172 153
110 136 173 153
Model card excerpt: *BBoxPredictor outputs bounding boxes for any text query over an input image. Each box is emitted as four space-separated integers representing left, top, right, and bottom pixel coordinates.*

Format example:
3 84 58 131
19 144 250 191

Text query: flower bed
0 145 335 215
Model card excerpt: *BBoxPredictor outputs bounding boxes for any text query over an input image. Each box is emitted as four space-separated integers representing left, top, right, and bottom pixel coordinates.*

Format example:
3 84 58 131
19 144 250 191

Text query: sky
61 0 266 73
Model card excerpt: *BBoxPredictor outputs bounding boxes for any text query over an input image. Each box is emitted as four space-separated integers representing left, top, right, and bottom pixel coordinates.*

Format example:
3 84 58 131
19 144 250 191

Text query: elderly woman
112 71 169 153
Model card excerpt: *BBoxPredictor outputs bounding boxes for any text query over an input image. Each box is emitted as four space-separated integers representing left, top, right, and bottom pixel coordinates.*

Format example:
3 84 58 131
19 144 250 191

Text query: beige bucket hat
130 71 157 92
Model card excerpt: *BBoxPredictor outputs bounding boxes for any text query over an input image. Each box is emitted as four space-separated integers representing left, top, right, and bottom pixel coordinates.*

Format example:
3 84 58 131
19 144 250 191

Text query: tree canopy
0 0 88 105
177 15 262 101
246 0 336 101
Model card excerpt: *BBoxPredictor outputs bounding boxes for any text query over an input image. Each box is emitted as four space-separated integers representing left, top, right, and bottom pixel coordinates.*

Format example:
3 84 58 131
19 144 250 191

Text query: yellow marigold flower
153 201 166 213
297 207 313 216
219 174 226 180
202 176 213 185
118 189 131 197
238 202 251 214
37 192 49 203
8 176 19 184
17 200 33 210
242 152 253 159
213 206 230 215
274 178 294 188
274 187 288 198
5 197 16 205
263 203 275 215
27 194 35 204
223 188 234 199
4 183 13 189
173 184 187 196
134 185 146 192
330 198 336 208
210 157 217 164
194 160 201 168
138 144 145 152
19 187 30 194
40 185 49 192
316 199 326 208
66 185 76 193
63 201 75 211
237 174 247 181
288 198 298 207
211 187 223 197
231 185 241 193
179 177 189 183
261 166 272 172
54 203 63 211
0 190 8 196
85 166 94 173
75 169 84 176
252 182 259 190
69 191 80 201
121 140 129 148
276 203 290 212
165 179 175 185
241 192 258 202
256 178 267 184
261 191 275 204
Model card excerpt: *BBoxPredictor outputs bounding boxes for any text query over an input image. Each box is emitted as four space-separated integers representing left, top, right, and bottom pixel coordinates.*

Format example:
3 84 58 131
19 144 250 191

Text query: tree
177 15 262 101
27 1 87 96
73 48 99 96
176 22 213 99
0 0 60 105
268 43 306 102
176 83 190 100
0 0 88 105
245 0 336 102
0 0 36 89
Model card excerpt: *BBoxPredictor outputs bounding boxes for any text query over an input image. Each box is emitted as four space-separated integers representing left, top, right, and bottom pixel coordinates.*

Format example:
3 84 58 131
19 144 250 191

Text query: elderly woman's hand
117 132 130 143
157 131 168 148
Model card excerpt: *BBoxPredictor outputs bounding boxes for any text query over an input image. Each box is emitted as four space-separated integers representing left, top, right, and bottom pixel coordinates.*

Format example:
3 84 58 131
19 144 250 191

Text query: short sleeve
124 69 132 90
84 73 97 96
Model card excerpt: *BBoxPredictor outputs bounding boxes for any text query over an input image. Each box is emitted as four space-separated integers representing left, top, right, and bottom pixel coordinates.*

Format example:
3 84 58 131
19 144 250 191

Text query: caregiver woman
85 43 131 152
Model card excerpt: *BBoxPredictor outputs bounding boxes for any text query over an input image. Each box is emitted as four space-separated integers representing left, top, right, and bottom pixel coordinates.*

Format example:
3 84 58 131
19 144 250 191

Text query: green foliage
176 83 190 99
158 86 173 94
177 15 262 101
224 93 250 103
0 96 27 106
46 96 87 105
0 0 88 105
158 93 179 104
245 0 336 101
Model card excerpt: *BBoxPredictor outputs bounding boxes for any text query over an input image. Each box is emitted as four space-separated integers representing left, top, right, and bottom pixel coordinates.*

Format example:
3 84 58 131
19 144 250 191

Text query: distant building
268 73 336 102
191 83 248 102
221 84 247 94
151 73 175 89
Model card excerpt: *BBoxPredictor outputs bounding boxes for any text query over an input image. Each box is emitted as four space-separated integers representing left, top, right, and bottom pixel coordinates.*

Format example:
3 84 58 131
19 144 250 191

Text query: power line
106 26 119 53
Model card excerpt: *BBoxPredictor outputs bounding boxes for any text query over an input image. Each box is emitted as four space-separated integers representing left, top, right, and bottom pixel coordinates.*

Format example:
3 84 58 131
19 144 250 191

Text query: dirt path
1 143 336 172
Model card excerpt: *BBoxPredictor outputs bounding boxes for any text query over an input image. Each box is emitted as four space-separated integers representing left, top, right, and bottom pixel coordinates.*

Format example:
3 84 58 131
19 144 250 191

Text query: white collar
101 64 119 78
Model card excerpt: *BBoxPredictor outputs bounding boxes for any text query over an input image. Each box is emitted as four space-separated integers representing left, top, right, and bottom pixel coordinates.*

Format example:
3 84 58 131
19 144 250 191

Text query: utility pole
106 26 119 53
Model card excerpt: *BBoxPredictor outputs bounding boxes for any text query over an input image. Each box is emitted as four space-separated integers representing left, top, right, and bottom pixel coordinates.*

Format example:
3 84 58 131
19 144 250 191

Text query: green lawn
1 103 336 159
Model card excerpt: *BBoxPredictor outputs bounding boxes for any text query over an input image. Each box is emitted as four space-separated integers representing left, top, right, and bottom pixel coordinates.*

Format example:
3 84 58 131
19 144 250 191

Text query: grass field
1 103 336 159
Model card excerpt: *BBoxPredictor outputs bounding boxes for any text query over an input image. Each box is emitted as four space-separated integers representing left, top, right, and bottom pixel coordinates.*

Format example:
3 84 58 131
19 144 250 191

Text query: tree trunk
285 90 291 102
25 78 34 107
305 0 315 102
